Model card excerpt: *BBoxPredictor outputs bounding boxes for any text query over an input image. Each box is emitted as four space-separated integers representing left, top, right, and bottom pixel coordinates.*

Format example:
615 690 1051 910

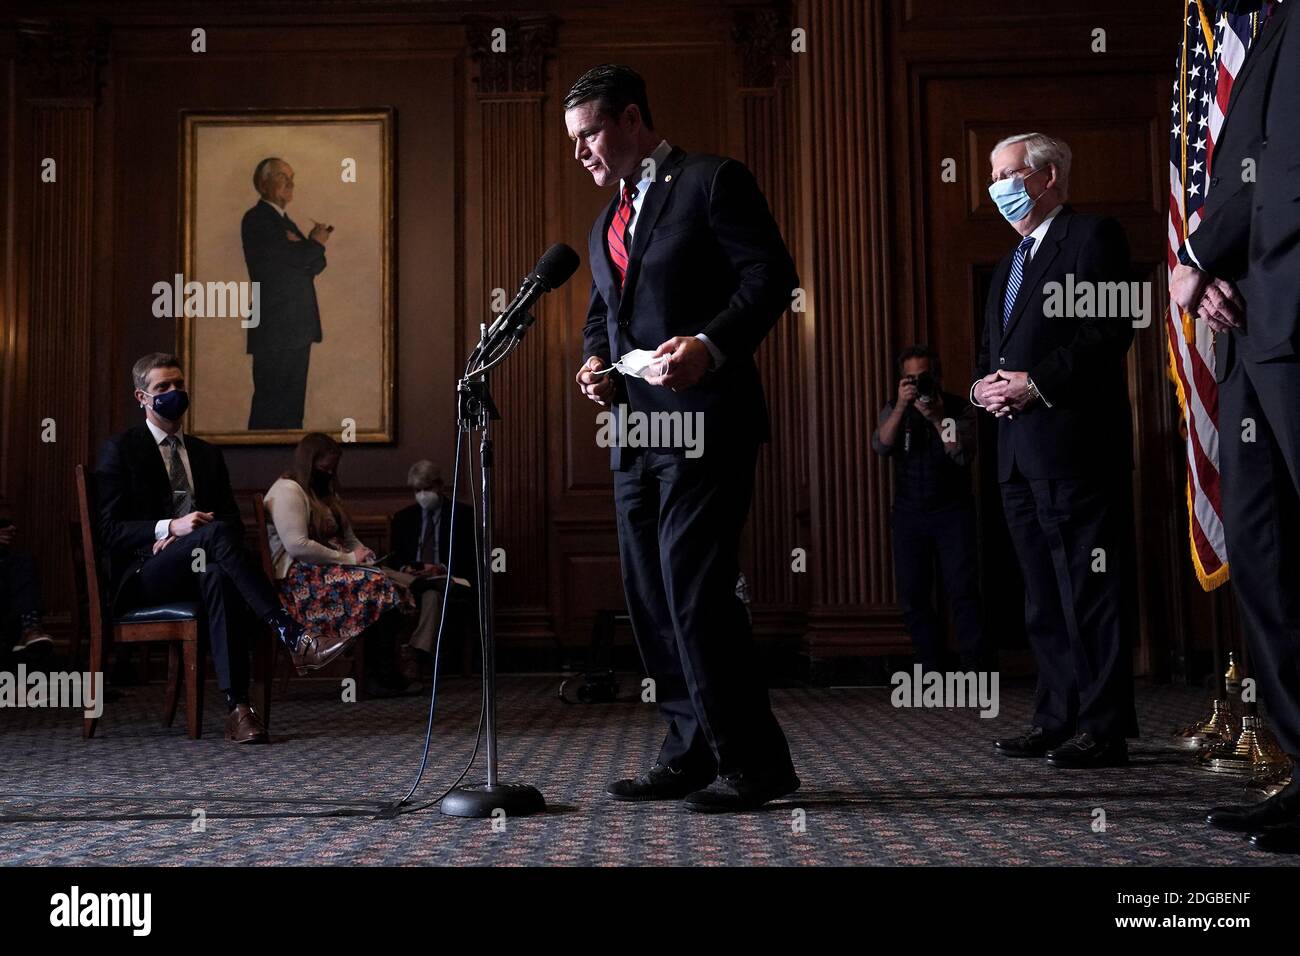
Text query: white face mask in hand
589 348 662 380
415 490 439 510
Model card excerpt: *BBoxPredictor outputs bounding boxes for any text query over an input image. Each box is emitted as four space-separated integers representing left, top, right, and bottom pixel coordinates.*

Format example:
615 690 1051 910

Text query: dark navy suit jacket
94 424 242 609
582 147 798 469
975 206 1135 482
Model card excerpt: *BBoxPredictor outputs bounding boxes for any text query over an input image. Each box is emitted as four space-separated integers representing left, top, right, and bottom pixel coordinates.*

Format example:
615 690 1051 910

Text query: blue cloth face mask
988 167 1048 224
149 389 190 422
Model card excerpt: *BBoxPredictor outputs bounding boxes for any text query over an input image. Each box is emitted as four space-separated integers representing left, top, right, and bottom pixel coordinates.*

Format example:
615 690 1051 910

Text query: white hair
989 133 1071 198
252 156 284 193
406 459 443 489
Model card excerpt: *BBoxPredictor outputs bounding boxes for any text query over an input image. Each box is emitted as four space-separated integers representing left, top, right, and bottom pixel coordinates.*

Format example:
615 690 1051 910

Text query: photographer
872 346 988 672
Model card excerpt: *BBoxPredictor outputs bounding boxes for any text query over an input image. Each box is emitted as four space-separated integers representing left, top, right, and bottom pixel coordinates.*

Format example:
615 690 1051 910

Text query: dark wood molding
15 19 108 104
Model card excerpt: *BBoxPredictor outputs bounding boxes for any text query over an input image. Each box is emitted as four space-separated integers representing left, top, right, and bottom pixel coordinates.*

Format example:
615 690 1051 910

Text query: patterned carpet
0 674 1294 866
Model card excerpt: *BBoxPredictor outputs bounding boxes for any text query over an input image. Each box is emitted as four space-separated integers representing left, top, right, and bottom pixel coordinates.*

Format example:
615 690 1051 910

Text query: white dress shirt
1022 204 1062 263
261 198 288 218
145 417 194 540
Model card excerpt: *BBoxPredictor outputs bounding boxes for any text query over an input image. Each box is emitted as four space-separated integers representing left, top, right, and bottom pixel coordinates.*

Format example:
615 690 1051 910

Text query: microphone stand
440 315 546 819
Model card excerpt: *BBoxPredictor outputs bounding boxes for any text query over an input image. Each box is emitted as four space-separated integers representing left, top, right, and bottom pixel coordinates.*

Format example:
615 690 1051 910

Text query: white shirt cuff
695 333 725 369
1184 237 1203 270
969 381 985 408
154 518 171 541
1028 375 1053 409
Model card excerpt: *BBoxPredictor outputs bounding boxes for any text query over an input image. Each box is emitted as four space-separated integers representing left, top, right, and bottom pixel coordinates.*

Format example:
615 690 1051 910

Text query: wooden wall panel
796 0 910 656
466 15 557 644
5 21 105 631
735 3 807 628
1 0 1232 680
889 0 1226 677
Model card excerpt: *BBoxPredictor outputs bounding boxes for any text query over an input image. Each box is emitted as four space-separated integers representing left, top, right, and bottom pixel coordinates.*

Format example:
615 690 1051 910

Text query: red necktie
606 183 637 288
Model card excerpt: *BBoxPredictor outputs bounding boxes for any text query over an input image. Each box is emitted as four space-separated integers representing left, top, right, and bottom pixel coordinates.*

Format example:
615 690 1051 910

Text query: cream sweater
263 477 363 579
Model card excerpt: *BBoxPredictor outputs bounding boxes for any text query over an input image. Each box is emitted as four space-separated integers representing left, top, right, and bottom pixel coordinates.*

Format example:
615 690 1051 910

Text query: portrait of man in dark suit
569 64 801 813
241 156 333 430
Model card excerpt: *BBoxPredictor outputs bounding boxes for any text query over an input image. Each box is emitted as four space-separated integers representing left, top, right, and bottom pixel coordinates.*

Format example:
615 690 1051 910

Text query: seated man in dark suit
95 352 347 743
971 133 1139 769
385 460 476 676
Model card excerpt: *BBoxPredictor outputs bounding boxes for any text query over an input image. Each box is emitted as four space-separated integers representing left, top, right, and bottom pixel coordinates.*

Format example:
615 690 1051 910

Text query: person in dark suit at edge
1170 0 1300 853
568 64 801 812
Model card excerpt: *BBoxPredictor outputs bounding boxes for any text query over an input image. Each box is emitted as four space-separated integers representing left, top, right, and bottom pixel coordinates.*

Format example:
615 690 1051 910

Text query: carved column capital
732 2 793 90
16 19 109 104
465 14 559 96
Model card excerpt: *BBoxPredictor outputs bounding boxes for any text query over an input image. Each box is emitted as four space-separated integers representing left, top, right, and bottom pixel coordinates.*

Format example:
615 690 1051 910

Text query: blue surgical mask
988 167 1047 224
148 389 190 422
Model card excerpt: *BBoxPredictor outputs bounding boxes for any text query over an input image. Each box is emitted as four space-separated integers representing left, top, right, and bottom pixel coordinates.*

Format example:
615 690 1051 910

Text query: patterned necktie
606 183 638 288
1002 235 1037 331
164 435 194 518
418 509 433 563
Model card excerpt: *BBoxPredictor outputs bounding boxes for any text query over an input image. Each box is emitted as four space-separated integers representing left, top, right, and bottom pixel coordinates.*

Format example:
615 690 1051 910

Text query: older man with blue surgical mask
970 133 1140 770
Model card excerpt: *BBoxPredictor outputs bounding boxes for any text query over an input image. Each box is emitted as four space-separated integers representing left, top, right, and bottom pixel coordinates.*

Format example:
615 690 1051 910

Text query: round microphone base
440 783 546 818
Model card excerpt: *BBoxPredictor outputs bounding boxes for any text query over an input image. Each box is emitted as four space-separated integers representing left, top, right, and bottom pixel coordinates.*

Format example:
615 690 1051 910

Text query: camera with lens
904 371 937 405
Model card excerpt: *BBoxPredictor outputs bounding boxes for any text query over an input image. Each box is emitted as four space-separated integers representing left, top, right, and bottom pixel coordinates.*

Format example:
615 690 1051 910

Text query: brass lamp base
1200 714 1291 776
1173 698 1237 751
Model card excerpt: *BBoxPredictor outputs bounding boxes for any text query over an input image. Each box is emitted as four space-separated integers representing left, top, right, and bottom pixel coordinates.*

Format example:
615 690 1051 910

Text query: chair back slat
73 465 106 647
251 493 276 581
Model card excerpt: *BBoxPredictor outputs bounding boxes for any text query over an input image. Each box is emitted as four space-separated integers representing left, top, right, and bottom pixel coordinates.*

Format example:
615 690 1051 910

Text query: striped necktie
164 435 194 518
606 183 638 288
1002 235 1037 331
418 507 439 564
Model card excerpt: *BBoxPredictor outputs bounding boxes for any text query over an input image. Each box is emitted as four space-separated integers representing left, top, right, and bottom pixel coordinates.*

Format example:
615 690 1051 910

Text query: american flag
1165 0 1270 590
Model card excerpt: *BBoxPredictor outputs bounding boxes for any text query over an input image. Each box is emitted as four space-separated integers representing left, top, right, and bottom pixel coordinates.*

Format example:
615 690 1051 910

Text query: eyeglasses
989 165 1047 187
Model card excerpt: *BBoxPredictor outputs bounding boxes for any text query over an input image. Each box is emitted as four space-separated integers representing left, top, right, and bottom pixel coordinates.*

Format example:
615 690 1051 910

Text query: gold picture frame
178 108 395 444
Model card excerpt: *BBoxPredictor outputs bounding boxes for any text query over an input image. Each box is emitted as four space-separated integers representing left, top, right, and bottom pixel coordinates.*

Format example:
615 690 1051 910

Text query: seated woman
264 432 416 695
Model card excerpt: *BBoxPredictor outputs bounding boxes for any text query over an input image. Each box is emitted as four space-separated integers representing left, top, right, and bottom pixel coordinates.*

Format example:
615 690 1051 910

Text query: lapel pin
664 174 672 182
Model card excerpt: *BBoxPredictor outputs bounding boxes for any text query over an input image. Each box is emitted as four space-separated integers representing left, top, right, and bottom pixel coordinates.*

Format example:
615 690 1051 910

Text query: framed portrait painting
178 108 394 443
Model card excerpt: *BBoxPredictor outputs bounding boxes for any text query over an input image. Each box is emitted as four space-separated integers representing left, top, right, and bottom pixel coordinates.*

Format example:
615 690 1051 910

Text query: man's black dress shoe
1045 732 1128 768
994 726 1068 759
683 767 801 813
1248 822 1300 853
606 763 716 802
1207 780 1300 832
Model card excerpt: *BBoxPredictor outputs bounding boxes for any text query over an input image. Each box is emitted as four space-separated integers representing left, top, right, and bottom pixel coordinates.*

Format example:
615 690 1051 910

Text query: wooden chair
250 493 366 727
74 464 203 739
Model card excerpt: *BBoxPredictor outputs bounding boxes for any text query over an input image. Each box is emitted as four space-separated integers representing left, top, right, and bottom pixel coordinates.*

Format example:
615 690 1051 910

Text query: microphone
478 243 581 360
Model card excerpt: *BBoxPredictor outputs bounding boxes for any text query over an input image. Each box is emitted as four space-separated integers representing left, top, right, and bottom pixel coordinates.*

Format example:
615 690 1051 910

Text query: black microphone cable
378 415 488 818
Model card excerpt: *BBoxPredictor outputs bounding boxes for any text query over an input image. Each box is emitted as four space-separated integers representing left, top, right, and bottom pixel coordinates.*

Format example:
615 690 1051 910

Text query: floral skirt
278 554 414 643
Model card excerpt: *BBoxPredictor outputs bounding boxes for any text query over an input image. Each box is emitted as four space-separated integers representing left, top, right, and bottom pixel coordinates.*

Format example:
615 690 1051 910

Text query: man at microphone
568 64 801 812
